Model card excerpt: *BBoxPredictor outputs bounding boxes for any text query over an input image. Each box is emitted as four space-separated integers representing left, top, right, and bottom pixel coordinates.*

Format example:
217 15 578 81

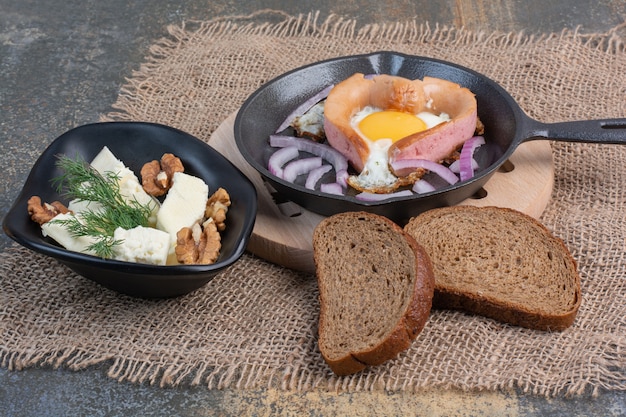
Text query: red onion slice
282 157 322 183
459 136 485 181
320 182 344 196
275 84 335 133
336 169 349 188
391 159 459 185
267 146 299 178
449 158 478 174
305 164 332 190
269 134 349 184
355 189 414 201
412 179 436 194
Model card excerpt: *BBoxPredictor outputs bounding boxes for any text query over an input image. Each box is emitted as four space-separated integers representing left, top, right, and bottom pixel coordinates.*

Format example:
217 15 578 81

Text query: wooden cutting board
209 112 555 273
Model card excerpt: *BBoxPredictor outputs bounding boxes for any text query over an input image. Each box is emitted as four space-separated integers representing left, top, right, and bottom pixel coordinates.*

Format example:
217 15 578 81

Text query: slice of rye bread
403 206 581 331
312 211 435 376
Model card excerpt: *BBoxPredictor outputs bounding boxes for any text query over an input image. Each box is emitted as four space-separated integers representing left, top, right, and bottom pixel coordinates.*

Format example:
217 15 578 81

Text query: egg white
291 101 326 140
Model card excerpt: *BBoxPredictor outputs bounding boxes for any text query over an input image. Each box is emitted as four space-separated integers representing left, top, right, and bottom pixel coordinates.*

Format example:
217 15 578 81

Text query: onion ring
269 135 349 185
412 179 436 194
459 136 485 181
267 146 299 178
320 182 344 195
355 189 414 201
390 159 459 185
449 158 478 174
275 84 334 133
282 157 322 183
305 164 332 190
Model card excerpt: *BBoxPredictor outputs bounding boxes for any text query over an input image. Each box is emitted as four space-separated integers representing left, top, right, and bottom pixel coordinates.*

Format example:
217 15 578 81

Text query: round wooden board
209 112 555 273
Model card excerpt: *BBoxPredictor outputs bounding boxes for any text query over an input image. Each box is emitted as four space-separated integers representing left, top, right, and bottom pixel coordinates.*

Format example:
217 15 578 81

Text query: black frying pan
234 51 626 224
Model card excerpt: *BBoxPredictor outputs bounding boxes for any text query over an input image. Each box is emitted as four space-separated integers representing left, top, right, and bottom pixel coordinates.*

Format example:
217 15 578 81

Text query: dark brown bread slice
313 211 435 376
403 206 581 331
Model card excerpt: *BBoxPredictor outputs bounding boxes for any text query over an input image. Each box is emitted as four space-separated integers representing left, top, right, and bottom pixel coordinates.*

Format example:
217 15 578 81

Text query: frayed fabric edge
168 9 626 53
165 10 626 56
100 11 625 124
2 344 622 398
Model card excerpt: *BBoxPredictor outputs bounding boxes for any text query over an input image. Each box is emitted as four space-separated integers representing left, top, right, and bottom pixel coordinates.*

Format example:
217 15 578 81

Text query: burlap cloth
2 11 625 397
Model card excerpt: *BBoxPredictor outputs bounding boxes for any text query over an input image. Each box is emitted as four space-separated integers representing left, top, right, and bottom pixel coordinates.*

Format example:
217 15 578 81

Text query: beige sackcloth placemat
2 11 625 397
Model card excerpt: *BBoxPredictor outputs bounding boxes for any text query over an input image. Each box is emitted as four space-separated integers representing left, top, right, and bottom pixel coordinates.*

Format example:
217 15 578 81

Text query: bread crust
353 241 435 369
404 206 581 331
313 211 435 376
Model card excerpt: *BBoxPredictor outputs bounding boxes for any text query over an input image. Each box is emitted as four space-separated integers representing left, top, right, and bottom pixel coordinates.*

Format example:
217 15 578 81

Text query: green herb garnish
50 154 154 258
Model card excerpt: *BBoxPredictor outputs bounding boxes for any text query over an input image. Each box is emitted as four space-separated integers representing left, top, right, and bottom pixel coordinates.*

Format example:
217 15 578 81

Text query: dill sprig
50 215 122 259
50 154 153 258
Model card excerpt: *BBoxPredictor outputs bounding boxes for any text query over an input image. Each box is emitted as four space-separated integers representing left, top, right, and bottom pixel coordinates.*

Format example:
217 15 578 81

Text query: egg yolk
358 110 427 142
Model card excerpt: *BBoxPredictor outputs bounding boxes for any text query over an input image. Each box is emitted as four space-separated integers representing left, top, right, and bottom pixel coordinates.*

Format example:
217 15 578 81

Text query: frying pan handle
525 118 626 144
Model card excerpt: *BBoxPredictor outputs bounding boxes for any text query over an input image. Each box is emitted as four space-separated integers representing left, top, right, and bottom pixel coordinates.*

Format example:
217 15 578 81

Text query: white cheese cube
156 172 209 244
112 226 171 265
67 199 104 219
90 146 160 226
90 146 136 180
41 212 98 255
118 175 160 227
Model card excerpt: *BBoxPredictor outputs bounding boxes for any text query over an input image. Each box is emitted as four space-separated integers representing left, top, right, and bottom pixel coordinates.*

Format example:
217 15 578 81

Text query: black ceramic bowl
3 122 257 298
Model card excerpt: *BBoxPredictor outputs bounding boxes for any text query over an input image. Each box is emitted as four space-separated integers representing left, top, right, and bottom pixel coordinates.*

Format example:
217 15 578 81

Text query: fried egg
348 106 450 191
323 73 479 193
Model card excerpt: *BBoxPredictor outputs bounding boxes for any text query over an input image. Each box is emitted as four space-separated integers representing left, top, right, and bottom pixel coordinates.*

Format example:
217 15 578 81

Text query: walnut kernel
27 196 69 225
205 187 231 232
140 153 184 197
175 221 221 265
